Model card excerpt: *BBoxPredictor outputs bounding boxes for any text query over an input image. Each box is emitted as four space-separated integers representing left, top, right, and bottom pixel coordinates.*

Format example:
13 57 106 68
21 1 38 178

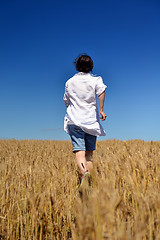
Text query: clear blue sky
0 0 160 141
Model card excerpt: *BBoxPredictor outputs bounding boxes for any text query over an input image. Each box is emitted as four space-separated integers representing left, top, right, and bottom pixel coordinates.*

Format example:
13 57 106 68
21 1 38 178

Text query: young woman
64 54 107 178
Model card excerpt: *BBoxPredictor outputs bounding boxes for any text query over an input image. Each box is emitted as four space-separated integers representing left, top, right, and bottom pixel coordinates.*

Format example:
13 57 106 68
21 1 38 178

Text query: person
63 54 107 179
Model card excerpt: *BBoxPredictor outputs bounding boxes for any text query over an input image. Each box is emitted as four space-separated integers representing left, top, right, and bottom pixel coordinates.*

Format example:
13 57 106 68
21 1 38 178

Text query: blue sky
0 0 160 141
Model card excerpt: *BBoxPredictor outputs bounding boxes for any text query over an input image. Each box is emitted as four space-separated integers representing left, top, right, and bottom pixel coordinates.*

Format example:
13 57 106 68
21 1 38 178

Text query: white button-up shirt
64 72 107 136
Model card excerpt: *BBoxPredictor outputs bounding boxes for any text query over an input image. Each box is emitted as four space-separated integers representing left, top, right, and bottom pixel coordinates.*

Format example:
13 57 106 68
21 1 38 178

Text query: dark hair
74 54 93 73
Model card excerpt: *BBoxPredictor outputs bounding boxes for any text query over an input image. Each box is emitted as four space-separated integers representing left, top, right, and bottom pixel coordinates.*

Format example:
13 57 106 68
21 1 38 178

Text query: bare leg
85 151 93 172
75 151 87 175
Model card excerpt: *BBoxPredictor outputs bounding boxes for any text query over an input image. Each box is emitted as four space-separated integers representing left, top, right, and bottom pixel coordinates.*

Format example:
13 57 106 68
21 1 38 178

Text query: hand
100 111 107 121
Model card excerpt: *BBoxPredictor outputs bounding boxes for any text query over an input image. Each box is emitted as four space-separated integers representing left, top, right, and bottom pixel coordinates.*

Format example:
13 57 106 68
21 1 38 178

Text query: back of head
74 54 93 73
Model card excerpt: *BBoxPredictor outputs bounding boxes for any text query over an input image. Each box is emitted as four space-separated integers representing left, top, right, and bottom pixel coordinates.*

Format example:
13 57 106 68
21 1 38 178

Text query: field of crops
0 139 160 239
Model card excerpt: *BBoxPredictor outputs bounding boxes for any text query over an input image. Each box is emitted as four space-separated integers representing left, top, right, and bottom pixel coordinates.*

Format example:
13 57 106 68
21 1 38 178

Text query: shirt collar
75 72 92 76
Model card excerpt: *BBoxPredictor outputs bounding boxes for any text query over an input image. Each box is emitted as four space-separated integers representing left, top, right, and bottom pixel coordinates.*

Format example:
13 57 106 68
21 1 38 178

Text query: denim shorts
68 124 97 152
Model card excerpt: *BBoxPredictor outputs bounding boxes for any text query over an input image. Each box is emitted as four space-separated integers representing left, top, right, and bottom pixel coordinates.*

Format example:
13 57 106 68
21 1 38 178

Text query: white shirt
63 72 107 136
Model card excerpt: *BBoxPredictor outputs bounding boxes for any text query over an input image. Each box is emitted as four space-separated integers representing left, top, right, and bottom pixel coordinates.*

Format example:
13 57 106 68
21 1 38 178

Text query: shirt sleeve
95 76 107 96
63 83 70 107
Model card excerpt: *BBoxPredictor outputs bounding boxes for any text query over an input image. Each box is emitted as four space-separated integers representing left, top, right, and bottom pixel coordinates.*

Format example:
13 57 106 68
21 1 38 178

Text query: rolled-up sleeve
95 76 107 96
63 84 70 107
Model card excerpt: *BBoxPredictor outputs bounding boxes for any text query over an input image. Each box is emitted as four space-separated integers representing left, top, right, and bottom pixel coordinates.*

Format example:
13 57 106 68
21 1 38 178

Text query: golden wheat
0 139 160 239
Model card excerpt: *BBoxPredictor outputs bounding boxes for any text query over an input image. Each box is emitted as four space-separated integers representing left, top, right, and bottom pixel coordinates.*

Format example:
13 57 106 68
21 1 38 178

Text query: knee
85 151 93 161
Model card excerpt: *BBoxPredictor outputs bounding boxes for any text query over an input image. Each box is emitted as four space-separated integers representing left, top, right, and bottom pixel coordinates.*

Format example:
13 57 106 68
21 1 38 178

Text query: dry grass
0 139 160 240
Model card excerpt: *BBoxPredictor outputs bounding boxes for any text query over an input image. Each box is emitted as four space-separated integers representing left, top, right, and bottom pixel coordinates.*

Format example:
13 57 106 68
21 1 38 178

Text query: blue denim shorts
68 124 97 152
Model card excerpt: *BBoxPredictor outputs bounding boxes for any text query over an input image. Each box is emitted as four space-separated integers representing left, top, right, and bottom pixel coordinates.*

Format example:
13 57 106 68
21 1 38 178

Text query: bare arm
98 91 107 121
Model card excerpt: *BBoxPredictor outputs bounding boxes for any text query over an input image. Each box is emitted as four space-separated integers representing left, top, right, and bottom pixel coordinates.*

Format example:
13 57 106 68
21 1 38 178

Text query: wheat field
0 139 160 240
